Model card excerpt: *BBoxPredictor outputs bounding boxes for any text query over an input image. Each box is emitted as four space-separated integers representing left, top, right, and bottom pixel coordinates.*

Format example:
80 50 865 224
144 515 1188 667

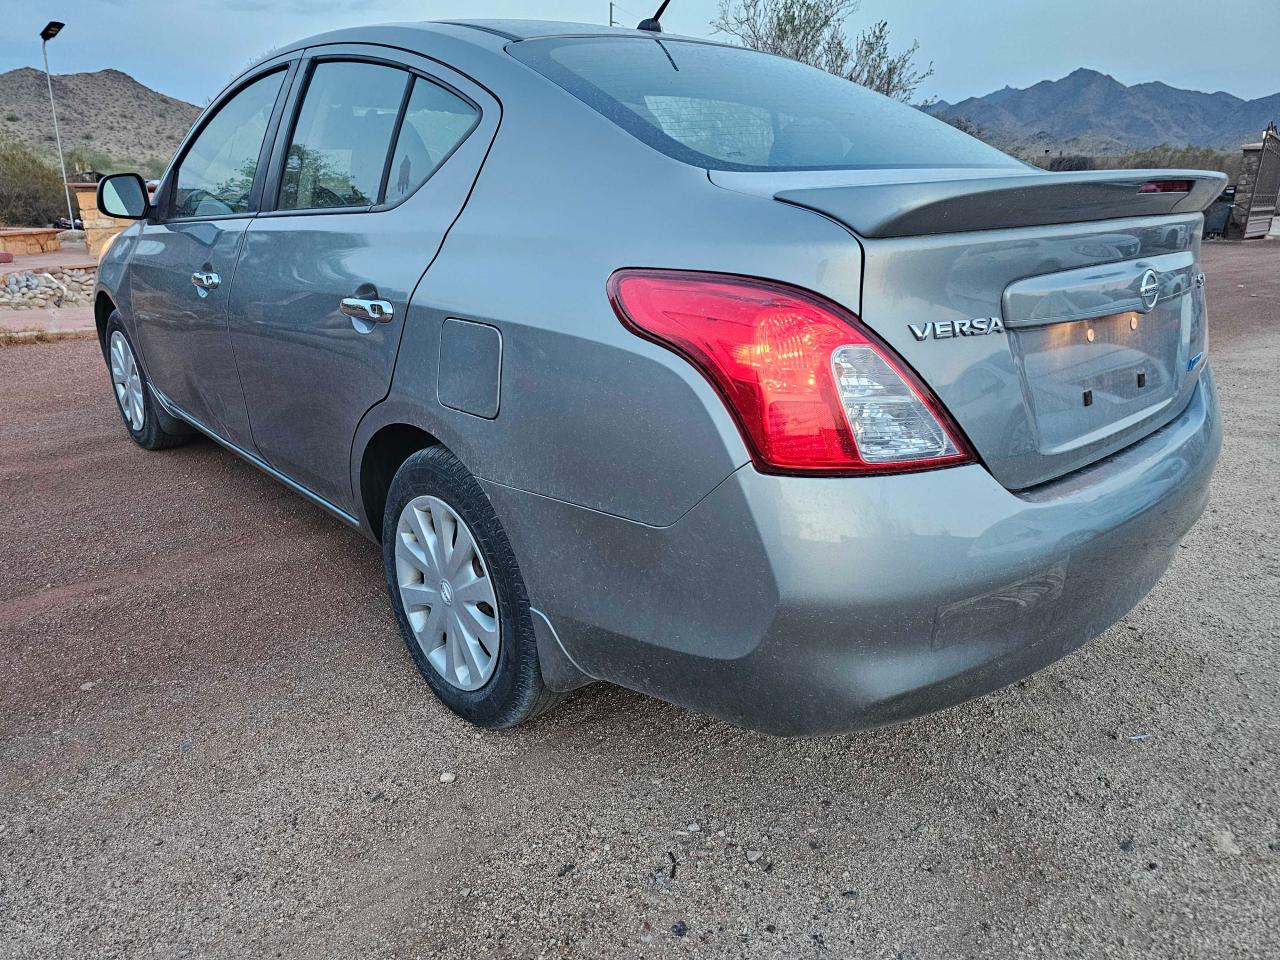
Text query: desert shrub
0 139 76 226
1048 155 1096 171
136 157 168 179
1102 144 1242 183
939 114 986 140
64 145 116 176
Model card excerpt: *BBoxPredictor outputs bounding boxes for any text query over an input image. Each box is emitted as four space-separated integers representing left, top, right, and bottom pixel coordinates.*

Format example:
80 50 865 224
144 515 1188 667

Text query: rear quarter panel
357 49 864 527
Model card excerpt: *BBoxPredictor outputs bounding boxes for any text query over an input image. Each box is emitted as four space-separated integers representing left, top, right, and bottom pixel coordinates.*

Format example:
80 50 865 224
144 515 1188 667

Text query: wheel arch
355 413 594 696
94 291 117 359
358 422 444 542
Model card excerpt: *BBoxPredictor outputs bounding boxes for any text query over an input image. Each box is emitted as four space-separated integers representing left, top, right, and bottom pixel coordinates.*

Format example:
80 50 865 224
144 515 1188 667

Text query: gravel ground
0 242 1276 960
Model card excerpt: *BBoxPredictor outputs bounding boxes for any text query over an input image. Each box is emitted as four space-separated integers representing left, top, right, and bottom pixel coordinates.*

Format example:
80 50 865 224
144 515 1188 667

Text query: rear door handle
340 297 395 323
190 271 220 290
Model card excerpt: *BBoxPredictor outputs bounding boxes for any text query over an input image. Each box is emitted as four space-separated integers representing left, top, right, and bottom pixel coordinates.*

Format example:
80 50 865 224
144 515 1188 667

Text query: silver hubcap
109 330 144 432
394 495 500 691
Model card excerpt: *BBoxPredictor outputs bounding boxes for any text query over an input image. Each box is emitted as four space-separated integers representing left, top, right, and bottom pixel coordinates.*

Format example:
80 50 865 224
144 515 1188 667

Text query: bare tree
711 0 934 104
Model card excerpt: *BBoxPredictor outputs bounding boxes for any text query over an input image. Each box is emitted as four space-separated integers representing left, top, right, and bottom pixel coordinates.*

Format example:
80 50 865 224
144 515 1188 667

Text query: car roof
278 19 708 56
439 19 657 40
247 19 722 94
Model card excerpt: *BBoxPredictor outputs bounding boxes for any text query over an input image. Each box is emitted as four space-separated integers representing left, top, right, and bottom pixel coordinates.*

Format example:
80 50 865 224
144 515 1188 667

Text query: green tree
0 139 75 226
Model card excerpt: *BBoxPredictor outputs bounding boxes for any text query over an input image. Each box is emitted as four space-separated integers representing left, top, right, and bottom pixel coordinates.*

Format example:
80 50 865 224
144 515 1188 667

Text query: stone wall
0 264 96 310
1228 143 1264 239
0 228 62 257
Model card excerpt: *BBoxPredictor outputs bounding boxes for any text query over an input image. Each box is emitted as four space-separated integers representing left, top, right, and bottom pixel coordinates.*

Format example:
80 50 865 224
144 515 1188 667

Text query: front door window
172 70 285 219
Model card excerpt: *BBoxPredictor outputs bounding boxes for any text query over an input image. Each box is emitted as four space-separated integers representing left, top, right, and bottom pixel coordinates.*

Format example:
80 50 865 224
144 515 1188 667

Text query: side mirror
96 173 150 220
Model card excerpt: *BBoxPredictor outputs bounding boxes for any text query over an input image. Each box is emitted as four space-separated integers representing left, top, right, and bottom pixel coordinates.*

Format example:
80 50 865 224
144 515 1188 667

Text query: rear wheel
103 313 192 450
382 446 562 728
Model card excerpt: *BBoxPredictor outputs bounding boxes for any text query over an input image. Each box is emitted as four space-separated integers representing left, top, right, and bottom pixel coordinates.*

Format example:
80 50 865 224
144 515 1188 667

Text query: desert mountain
4 65 1276 172
0 67 199 172
928 68 1280 153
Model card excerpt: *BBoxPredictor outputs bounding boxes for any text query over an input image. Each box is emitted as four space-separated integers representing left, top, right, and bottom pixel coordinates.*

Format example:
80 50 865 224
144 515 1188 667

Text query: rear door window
509 37 1022 172
383 78 480 205
278 61 408 211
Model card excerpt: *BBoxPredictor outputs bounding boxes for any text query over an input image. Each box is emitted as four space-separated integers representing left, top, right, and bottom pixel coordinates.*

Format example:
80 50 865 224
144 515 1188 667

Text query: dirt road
1 243 1276 959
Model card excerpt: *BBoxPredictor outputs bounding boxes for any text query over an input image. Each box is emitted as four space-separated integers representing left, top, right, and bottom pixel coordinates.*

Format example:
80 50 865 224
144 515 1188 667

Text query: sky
5 0 1279 107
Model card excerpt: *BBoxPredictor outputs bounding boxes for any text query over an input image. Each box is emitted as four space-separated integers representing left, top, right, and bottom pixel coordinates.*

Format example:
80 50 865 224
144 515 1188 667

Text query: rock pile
0 266 96 310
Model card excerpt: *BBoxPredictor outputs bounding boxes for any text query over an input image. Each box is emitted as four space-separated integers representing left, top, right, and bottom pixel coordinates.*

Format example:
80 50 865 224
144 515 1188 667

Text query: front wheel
382 446 562 728
103 312 192 450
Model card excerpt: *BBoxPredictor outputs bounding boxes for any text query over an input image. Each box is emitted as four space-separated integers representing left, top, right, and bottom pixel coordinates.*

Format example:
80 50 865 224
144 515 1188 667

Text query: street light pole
39 21 76 229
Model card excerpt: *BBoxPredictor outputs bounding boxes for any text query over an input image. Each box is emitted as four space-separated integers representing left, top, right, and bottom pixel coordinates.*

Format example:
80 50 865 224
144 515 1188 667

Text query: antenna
637 0 671 32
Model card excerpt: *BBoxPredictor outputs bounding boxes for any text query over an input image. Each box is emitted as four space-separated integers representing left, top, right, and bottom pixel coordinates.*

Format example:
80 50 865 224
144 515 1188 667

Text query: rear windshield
509 36 1021 173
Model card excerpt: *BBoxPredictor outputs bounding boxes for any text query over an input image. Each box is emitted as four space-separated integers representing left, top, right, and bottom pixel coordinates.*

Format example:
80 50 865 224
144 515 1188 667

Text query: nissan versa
91 20 1223 736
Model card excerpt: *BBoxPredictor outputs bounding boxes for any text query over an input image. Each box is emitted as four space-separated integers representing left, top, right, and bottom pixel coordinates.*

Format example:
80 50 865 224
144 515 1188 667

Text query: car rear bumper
484 367 1220 736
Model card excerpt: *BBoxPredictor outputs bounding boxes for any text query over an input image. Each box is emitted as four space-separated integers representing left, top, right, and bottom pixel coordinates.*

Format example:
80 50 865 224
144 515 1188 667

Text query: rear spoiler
775 169 1227 239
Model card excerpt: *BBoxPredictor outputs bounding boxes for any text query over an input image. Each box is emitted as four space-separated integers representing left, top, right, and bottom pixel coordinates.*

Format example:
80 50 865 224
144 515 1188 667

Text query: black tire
382 446 562 728
103 312 194 451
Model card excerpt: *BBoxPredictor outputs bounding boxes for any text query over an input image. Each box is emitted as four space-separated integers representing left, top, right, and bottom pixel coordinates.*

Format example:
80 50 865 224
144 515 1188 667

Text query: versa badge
909 317 1006 341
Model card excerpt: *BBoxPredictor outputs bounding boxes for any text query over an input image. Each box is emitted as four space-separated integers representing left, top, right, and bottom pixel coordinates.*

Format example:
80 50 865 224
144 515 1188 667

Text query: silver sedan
92 19 1222 735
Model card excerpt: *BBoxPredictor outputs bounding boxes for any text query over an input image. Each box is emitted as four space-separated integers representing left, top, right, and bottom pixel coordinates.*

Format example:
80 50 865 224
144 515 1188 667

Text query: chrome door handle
190 271 221 290
340 297 394 323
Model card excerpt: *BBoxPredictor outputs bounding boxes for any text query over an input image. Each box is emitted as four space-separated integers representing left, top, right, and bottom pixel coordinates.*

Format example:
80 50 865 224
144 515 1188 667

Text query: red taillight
1138 180 1193 194
608 269 974 475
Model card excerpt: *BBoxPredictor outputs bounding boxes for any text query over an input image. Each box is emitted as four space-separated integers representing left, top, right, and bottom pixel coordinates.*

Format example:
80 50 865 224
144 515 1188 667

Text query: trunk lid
712 167 1223 489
